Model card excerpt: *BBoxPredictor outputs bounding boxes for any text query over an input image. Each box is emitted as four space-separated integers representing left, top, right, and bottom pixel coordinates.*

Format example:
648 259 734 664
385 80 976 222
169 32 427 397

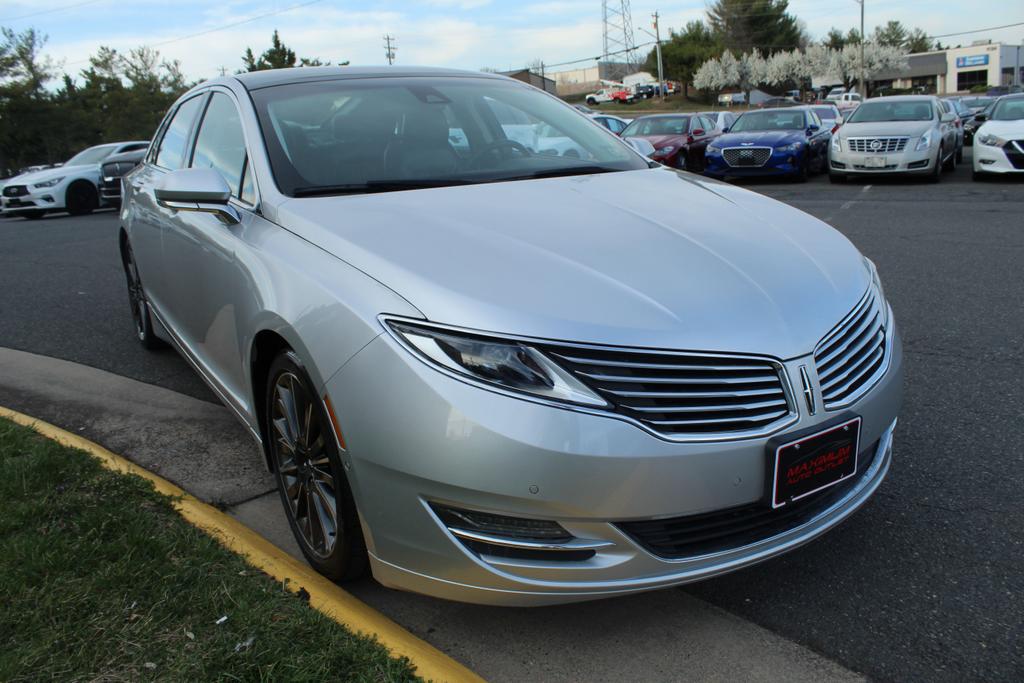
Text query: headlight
915 130 932 151
830 136 842 153
386 320 608 407
655 146 676 156
778 142 803 153
32 177 64 188
977 133 1006 147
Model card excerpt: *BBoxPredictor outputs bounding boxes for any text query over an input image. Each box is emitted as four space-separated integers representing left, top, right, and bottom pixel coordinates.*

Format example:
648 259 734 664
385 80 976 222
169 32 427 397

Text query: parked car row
1 141 148 219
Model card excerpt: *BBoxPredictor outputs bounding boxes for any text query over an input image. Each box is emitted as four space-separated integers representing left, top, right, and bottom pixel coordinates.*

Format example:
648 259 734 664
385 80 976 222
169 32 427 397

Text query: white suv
1 141 149 219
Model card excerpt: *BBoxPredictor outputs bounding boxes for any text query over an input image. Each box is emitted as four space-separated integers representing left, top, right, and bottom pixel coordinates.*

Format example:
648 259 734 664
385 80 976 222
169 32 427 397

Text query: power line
63 0 326 67
0 0 103 23
927 21 1024 40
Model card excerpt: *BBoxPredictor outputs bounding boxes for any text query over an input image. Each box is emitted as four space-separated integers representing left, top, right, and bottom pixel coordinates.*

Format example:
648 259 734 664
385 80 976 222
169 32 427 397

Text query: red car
619 113 720 172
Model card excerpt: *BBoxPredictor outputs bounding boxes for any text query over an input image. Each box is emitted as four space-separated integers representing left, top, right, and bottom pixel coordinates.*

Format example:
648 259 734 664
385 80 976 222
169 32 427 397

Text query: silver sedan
121 66 902 606
829 95 959 182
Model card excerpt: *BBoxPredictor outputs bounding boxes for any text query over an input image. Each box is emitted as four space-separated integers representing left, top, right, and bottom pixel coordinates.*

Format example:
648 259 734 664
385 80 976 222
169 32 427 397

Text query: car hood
715 130 804 147
838 121 932 138
977 120 1024 137
16 164 95 185
277 168 870 359
633 134 688 149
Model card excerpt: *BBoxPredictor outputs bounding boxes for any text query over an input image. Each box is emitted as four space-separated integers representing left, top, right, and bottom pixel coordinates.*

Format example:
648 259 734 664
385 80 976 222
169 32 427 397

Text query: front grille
617 439 879 559
3 184 27 197
848 137 908 153
543 344 792 438
813 288 887 409
722 146 772 167
1004 140 1024 169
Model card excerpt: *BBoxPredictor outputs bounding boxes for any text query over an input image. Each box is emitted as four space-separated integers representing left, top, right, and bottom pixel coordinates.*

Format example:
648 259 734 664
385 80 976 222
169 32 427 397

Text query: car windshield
729 110 806 132
962 97 993 108
621 117 690 137
65 144 119 166
990 97 1024 121
812 106 839 120
252 76 647 196
848 101 933 123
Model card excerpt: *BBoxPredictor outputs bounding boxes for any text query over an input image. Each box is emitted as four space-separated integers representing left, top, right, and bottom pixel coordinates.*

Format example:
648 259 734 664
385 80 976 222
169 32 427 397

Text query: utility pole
856 0 866 97
383 35 396 65
652 11 665 100
218 66 228 77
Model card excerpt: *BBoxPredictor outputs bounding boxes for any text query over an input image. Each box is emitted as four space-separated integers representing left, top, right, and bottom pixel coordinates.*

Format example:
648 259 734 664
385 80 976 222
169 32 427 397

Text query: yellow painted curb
0 406 484 683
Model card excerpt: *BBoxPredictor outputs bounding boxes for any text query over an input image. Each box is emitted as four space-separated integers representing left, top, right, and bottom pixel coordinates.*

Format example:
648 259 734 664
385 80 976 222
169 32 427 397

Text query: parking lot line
0 405 484 683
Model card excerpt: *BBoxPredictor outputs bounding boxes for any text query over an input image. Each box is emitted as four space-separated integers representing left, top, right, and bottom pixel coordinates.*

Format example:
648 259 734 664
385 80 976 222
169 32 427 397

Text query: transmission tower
601 0 638 82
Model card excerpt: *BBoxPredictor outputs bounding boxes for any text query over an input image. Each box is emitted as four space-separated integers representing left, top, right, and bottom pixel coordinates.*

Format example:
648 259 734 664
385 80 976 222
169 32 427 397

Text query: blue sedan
704 107 832 181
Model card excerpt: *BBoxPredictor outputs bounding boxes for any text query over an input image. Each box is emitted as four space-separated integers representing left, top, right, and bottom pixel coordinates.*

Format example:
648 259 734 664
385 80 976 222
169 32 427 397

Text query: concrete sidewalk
0 346 864 683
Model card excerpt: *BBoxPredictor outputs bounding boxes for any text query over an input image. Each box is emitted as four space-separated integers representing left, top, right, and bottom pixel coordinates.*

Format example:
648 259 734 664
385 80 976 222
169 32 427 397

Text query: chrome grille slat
818 315 882 379
541 343 793 437
627 398 788 414
549 354 767 372
848 136 909 153
813 288 888 409
579 372 781 385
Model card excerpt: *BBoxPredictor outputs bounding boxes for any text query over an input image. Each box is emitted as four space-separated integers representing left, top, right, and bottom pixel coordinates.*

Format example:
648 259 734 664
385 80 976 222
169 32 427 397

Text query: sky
2 0 1022 83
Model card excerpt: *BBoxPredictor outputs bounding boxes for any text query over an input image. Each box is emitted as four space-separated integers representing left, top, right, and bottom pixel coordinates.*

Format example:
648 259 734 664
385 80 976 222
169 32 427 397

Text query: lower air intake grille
617 439 879 558
814 288 887 409
542 344 793 438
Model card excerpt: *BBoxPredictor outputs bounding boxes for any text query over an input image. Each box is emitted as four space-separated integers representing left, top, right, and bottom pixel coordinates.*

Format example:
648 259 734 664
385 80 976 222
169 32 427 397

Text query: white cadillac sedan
121 67 902 605
972 94 1024 179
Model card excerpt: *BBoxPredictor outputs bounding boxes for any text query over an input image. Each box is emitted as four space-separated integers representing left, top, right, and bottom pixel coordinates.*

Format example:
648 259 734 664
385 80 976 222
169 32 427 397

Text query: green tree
905 28 932 53
822 27 861 50
707 0 804 54
873 20 908 47
241 30 327 72
0 27 59 172
644 20 721 98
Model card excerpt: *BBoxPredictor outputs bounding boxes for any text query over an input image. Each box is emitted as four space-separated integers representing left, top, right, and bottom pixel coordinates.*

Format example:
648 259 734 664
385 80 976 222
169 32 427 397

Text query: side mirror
624 136 656 158
155 168 240 225
940 112 956 123
807 124 820 134
721 126 730 133
974 113 987 122
835 116 844 125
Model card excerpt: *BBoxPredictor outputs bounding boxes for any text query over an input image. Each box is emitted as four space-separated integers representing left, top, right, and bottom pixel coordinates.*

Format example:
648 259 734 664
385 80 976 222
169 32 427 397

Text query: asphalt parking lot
1 153 1022 682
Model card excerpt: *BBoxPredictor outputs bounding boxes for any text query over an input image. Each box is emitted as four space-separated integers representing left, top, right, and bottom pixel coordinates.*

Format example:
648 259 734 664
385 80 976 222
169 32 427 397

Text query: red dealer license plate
771 417 860 509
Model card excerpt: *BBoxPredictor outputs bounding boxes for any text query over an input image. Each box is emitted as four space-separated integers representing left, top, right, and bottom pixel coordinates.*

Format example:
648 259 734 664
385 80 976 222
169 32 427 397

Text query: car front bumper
973 141 1024 174
828 146 937 175
324 320 904 606
1 186 66 213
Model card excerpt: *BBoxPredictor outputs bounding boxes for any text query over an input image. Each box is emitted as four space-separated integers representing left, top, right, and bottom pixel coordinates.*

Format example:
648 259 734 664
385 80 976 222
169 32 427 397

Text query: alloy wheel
125 246 147 341
271 372 339 559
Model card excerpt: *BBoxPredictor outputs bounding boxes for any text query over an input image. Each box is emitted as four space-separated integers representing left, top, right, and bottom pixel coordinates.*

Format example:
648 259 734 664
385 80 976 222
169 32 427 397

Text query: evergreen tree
707 0 804 54
644 20 721 98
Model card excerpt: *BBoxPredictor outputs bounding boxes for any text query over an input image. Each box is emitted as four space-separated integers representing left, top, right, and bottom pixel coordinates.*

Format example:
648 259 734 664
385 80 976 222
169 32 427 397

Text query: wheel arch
250 328 296 471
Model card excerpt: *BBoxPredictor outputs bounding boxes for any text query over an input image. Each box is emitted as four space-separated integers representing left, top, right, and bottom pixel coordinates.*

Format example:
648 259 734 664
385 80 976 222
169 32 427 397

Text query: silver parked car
829 95 958 182
121 67 902 606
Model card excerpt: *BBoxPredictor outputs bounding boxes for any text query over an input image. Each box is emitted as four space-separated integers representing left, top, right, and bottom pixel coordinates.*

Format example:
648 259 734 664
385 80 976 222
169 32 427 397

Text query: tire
22 210 46 220
66 180 99 216
586 98 597 106
121 239 164 350
972 169 985 181
829 172 846 184
792 158 809 183
943 145 956 172
955 145 963 164
927 148 943 182
266 351 368 582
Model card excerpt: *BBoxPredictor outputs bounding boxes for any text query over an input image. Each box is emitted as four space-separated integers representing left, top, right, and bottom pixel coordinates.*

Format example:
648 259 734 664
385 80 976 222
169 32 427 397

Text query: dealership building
870 41 1023 94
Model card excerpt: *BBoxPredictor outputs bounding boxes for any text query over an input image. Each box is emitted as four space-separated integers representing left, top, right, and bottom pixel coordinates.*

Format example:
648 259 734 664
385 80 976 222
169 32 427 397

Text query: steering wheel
468 139 532 169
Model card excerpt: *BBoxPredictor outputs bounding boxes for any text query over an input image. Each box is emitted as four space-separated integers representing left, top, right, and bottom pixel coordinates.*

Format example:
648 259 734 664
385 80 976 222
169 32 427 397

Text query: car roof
864 95 936 103
227 65 505 91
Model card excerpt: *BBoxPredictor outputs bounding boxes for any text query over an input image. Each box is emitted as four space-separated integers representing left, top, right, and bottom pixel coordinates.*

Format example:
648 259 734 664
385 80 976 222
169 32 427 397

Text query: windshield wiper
291 179 476 197
504 165 623 181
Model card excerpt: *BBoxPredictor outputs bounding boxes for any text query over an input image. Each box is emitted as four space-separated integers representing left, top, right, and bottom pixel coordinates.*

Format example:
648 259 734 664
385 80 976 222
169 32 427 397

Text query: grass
0 417 420 683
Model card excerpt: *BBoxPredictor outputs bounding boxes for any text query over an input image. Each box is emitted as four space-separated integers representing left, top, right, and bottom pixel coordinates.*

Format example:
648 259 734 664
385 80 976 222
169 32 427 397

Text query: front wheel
66 180 99 216
122 240 163 350
267 352 368 582
943 145 956 172
927 148 944 183
955 146 963 164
